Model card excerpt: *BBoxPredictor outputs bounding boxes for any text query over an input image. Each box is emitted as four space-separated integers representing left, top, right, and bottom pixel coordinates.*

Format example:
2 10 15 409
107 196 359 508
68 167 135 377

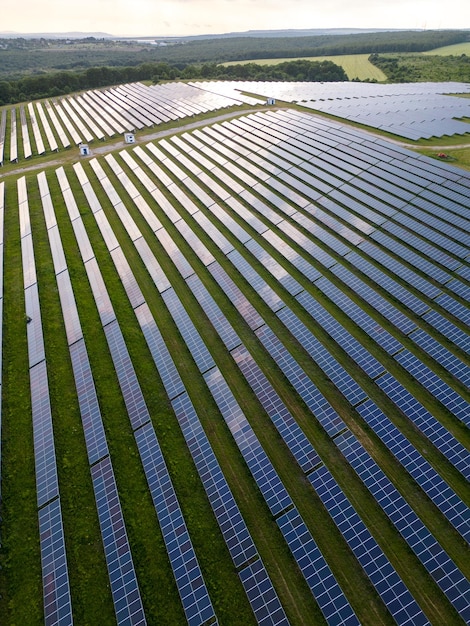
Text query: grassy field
424 42 470 56
222 54 387 81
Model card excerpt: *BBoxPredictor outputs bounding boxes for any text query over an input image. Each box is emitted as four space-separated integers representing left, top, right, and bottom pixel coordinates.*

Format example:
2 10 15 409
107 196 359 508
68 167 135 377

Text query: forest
369 53 470 82
0 29 469 104
0 60 347 105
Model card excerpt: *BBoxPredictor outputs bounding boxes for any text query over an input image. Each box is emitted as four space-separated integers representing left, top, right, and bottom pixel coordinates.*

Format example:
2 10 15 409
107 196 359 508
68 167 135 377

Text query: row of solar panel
76 158 366 625
18 109 466 620
0 81 250 164
77 146 470 620
158 111 470 424
18 177 73 626
54 167 218 625
152 124 470 448
69 164 293 625
99 134 470 616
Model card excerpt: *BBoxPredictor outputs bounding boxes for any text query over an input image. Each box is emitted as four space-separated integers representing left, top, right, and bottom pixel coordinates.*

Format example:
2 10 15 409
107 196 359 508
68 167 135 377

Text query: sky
2 0 470 37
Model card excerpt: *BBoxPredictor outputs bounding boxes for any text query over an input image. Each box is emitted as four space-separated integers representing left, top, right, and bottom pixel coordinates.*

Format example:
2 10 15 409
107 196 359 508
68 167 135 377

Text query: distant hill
151 28 413 42
0 31 114 39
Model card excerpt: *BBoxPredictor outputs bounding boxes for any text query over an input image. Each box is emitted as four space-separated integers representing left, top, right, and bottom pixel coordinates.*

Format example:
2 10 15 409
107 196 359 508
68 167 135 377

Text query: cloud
2 0 469 36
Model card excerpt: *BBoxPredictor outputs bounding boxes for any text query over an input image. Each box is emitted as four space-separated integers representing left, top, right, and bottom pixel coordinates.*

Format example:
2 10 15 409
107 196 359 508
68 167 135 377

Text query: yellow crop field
222 54 387 81
424 42 470 55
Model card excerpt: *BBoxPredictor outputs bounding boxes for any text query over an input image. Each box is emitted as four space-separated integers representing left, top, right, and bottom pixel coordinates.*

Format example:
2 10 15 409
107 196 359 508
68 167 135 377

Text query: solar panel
238 559 290 626
69 339 109 464
357 399 470 542
39 498 73 626
104 319 151 431
277 305 367 406
255 324 346 437
309 465 429 626
376 372 470 480
335 432 470 622
204 366 292 517
91 456 147 626
277 508 359 626
30 361 59 507
135 422 216 626
231 344 321 473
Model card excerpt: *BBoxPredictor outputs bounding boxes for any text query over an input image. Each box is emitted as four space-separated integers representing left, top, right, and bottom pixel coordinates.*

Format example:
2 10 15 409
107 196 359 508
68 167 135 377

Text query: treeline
0 59 347 105
165 30 469 64
0 30 468 80
369 53 470 82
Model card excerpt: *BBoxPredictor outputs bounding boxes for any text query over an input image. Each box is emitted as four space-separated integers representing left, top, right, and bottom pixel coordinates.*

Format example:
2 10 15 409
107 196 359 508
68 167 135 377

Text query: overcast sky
3 0 469 37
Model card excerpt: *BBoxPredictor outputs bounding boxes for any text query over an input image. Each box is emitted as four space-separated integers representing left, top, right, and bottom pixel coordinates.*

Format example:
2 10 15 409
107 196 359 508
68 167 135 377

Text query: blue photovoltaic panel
111 247 146 310
22 232 37 289
356 400 470 543
317 277 403 355
208 262 265 331
104 319 151 431
91 456 147 626
155 228 195 279
231 344 321 474
335 432 470 622
238 558 290 626
133 237 171 293
204 366 293 517
47 225 67 275
423 308 470 352
255 324 346 437
394 349 470 425
244 238 303 297
56 270 83 346
277 508 359 626
277 221 337 269
135 422 216 626
186 273 242 352
162 287 216 375
84 257 117 327
434 292 470 326
94 209 121 251
296 290 385 379
31 361 59 508
135 303 186 401
344 251 429 316
358 241 442 299
227 248 285 313
171 392 259 569
70 339 109 465
277 305 367 406
39 498 73 626
130 285 288 618
376 372 470 480
409 328 470 387
261 230 323 285
309 465 429 626
174 218 216 267
70 218 95 264
330 263 417 335
25 282 46 368
192 209 235 255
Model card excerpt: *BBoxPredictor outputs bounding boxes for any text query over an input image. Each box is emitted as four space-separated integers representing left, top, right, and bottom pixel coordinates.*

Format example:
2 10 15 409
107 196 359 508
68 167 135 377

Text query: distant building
124 132 135 144
79 144 90 156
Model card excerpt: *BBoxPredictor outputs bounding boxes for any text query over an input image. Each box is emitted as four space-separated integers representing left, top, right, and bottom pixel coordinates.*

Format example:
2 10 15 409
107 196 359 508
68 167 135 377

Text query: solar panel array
0 81 257 164
2 101 470 626
18 176 73 626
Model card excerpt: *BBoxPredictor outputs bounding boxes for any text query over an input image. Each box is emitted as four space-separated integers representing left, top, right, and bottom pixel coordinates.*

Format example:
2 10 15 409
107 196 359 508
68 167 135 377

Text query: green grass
222 54 387 81
424 42 470 56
